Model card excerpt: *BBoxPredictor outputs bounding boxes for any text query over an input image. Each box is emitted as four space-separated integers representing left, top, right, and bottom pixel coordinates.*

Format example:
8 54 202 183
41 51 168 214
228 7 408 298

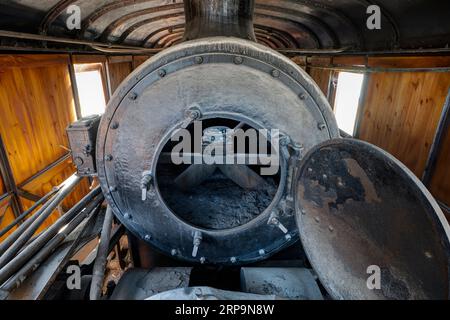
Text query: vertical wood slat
358 72 450 179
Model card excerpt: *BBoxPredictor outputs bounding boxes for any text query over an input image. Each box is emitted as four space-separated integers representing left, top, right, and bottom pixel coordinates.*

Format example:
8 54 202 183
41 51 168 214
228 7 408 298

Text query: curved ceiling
0 0 449 52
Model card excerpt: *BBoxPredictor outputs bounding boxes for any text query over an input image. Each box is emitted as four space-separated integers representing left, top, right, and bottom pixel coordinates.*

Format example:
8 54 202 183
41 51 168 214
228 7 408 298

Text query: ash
158 170 278 230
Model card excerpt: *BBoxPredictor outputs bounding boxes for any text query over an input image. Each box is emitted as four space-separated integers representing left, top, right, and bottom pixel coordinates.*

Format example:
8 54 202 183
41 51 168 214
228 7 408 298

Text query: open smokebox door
294 138 450 300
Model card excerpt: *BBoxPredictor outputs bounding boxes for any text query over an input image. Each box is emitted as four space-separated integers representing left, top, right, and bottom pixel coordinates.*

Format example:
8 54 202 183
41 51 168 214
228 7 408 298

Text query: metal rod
422 89 450 186
0 175 81 269
0 187 102 286
0 200 103 292
0 175 76 255
0 187 59 239
17 153 71 189
308 65 450 73
90 206 114 300
0 135 23 218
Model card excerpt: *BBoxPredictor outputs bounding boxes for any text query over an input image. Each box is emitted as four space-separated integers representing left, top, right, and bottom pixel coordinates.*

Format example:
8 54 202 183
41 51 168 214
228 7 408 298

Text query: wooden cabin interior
0 0 449 301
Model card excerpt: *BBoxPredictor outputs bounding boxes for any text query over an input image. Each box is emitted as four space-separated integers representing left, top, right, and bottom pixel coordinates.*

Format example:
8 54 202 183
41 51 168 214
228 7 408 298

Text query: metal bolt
185 108 201 120
234 56 243 65
129 92 138 100
285 234 292 241
124 212 131 219
171 249 177 256
271 69 280 78
258 249 265 256
144 234 151 241
318 122 326 130
195 56 203 64
192 231 202 258
328 226 334 232
230 257 237 264
425 251 433 259
315 217 320 223
111 122 119 129
307 168 313 173
109 186 117 192
141 171 153 201
322 174 328 179
105 154 113 161
200 257 206 264
301 209 306 215
158 69 166 77
299 93 307 100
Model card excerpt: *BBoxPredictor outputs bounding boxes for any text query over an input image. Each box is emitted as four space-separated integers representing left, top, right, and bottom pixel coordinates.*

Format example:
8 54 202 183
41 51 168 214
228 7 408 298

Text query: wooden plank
368 56 450 68
107 60 133 94
132 56 151 70
109 56 133 64
72 54 107 64
358 72 450 178
0 54 69 70
0 64 77 184
308 68 332 97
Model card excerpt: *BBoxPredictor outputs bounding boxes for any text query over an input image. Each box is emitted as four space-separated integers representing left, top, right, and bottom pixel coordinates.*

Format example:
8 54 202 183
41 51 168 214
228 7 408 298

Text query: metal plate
96 37 338 265
295 138 450 299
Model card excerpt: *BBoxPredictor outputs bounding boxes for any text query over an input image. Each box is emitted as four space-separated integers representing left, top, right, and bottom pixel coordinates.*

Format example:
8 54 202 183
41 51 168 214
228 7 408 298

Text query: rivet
234 56 243 65
307 168 313 173
299 93 306 100
111 122 119 129
328 226 334 232
271 69 280 78
195 56 203 64
425 251 433 259
158 69 166 77
200 257 206 264
322 174 328 179
106 154 113 161
124 212 131 219
285 234 292 241
318 122 326 130
230 257 237 264
109 186 117 192
129 92 138 100
301 209 307 215
144 234 151 241
171 249 177 256
258 249 265 256
315 217 320 223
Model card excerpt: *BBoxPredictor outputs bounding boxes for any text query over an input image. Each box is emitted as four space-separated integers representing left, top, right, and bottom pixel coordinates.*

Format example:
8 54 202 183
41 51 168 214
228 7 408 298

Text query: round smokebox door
294 138 450 300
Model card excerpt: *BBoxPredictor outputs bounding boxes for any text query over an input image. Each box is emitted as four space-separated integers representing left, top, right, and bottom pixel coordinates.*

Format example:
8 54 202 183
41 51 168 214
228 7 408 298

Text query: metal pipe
0 178 71 255
0 187 59 239
89 206 114 300
0 30 160 52
0 175 81 269
0 200 103 292
183 0 256 41
0 188 102 285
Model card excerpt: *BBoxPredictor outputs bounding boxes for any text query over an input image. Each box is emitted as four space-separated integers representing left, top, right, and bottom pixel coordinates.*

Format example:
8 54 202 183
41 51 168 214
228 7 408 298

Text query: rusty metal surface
95 37 338 265
295 138 450 300
1 0 450 52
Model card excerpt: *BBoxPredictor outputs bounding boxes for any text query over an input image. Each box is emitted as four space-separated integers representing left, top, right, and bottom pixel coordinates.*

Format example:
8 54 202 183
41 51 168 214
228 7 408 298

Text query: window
74 63 107 118
333 72 365 136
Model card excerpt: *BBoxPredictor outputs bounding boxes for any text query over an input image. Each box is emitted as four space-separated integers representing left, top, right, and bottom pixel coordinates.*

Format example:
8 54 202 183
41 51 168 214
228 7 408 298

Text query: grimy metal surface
96 37 339 265
1 1 450 52
295 139 450 299
183 0 256 41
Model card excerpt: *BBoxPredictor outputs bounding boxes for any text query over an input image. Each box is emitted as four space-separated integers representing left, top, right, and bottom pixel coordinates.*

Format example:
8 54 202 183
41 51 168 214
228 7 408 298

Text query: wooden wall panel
0 64 77 183
308 68 332 97
108 59 133 94
0 55 91 241
358 72 450 177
